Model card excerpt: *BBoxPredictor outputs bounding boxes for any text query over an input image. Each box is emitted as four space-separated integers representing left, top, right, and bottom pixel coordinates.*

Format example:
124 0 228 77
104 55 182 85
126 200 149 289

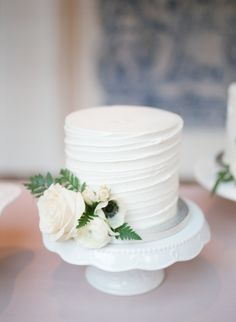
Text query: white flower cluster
37 183 126 248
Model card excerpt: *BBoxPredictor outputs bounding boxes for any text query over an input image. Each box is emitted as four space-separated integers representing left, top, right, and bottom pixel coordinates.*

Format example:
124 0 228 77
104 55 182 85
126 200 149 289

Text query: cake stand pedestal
43 199 210 296
85 267 165 295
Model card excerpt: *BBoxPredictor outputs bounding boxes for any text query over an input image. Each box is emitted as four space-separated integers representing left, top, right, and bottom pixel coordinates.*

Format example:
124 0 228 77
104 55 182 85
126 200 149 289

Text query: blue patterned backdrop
97 0 236 128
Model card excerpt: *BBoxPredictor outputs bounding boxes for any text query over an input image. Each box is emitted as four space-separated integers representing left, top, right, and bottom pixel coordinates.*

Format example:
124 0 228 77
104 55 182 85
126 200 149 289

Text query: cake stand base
85 267 165 296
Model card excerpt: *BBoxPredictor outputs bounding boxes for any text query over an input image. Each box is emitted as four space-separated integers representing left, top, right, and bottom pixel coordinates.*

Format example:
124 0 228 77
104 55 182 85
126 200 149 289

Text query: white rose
75 217 111 248
95 198 126 229
82 187 97 205
97 185 110 202
37 183 85 241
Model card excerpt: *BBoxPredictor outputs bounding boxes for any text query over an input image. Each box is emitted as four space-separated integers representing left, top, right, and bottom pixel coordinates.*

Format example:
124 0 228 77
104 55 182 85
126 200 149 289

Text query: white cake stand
0 183 21 215
43 199 210 296
194 155 236 202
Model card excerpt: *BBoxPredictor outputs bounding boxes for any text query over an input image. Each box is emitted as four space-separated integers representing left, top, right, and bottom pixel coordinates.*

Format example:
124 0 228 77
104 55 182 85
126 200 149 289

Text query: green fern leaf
114 223 142 240
80 182 87 192
24 173 55 198
46 172 54 186
76 205 97 229
211 165 234 194
57 169 80 192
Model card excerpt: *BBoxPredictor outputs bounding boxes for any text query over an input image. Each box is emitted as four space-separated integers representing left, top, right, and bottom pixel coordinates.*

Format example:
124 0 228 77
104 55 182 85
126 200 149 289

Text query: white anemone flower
75 217 111 248
95 198 126 229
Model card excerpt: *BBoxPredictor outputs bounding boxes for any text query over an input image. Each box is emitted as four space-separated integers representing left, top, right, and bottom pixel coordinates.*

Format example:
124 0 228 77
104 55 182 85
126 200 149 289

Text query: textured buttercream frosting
65 106 183 239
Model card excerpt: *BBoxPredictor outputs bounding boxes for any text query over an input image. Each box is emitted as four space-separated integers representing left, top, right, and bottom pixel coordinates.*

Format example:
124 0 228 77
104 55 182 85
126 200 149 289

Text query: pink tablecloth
0 183 236 322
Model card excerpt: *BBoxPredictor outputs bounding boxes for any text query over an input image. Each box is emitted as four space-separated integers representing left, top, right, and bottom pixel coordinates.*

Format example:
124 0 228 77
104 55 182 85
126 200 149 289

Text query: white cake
65 106 183 239
224 83 236 178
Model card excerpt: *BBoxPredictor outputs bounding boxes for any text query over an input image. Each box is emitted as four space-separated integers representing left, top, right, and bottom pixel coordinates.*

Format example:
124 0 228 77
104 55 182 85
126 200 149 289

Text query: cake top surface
65 106 183 133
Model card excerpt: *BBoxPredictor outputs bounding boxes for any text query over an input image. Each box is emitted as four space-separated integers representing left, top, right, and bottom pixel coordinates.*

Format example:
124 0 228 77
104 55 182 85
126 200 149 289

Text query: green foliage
25 168 86 198
114 223 142 240
76 205 97 229
212 165 234 194
25 168 142 243
24 173 55 198
80 182 87 192
56 169 80 192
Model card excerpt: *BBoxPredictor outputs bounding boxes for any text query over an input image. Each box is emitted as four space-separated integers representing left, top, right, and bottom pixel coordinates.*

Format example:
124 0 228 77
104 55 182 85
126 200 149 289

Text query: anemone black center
103 200 119 218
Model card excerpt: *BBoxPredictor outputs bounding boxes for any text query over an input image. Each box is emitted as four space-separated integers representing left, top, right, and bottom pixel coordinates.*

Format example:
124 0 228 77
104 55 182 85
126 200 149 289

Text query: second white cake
65 106 183 239
224 83 236 178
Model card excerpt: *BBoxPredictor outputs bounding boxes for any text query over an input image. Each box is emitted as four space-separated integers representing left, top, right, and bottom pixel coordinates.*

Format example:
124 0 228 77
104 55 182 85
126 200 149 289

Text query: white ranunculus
95 198 126 229
75 217 111 248
37 183 85 241
97 185 110 202
82 187 97 205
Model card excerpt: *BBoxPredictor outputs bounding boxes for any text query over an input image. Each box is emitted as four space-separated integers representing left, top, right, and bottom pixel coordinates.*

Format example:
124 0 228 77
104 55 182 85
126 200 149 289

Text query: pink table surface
0 183 236 322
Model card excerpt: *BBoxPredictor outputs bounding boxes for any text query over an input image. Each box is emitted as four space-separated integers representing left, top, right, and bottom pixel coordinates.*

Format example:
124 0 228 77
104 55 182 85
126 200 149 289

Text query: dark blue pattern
97 0 236 127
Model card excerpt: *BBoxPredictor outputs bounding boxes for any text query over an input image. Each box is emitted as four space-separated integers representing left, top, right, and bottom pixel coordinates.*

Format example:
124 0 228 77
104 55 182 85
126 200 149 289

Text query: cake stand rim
42 198 210 272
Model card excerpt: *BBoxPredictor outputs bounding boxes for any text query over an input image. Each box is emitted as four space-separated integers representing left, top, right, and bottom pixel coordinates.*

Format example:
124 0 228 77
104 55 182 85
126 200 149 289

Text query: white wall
0 0 226 180
0 0 71 176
